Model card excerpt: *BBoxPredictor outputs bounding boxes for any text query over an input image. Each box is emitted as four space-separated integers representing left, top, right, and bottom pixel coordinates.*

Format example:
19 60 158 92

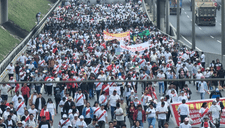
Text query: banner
170 98 225 126
109 87 121 95
120 41 150 55
103 31 130 41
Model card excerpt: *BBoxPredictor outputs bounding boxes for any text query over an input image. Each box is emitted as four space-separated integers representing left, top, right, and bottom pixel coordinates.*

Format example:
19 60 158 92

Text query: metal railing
0 0 62 75
1 78 225 84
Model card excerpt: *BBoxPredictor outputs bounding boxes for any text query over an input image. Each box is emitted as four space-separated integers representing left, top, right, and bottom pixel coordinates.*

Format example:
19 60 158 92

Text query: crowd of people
0 0 224 128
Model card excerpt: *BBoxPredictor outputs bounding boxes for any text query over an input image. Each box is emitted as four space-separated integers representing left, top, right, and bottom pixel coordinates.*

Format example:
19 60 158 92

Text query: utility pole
166 0 169 34
177 0 180 41
222 0 225 62
153 0 155 22
192 0 195 50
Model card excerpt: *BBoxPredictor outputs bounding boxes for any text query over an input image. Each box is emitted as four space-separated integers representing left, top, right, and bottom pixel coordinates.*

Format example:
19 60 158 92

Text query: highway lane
169 0 222 54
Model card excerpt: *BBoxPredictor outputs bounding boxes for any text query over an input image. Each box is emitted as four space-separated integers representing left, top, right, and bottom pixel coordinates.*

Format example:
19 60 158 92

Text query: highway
169 0 222 54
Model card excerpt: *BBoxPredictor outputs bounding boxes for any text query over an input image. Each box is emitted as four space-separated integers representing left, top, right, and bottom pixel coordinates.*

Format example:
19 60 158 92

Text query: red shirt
21 86 30 97
101 84 109 96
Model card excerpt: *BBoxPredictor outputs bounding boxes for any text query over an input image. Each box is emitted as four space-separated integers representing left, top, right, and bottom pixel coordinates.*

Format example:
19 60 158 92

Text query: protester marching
0 0 224 128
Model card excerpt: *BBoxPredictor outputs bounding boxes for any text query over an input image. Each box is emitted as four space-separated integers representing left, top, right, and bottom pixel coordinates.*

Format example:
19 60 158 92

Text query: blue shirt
137 111 142 121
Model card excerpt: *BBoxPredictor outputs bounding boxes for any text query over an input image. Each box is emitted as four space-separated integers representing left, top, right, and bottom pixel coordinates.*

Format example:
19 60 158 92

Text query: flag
138 30 150 38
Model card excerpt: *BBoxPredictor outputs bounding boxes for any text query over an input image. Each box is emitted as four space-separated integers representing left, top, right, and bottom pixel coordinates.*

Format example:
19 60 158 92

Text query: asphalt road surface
169 0 222 54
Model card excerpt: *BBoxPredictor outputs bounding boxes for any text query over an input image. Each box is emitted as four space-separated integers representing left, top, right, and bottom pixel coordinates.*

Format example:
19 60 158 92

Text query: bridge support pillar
157 0 166 32
0 0 8 24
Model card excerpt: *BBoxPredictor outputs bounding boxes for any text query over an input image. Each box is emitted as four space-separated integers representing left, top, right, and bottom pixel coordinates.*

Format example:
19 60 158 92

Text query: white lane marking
181 35 202 51
210 36 214 39
187 15 189 18
199 27 202 30
217 40 221 43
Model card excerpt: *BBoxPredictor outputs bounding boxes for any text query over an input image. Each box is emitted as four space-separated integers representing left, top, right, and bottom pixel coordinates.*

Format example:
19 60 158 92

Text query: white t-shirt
75 120 87 128
179 123 192 128
157 73 165 83
12 95 24 108
109 94 120 107
7 65 14 74
28 108 38 119
96 109 107 122
16 102 26 115
146 107 156 118
209 105 221 118
156 106 168 119
59 100 66 112
0 85 11 95
74 93 86 106
201 54 205 62
115 108 124 121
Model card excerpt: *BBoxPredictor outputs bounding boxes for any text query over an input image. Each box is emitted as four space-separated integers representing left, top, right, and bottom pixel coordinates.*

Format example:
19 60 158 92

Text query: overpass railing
0 0 62 80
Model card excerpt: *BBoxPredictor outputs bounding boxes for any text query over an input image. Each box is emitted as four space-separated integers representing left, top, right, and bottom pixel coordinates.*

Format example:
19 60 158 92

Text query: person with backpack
209 88 222 98
200 116 215 128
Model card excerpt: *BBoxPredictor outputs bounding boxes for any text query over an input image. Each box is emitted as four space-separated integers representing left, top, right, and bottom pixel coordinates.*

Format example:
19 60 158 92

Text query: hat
212 100 217 104
74 114 78 117
135 96 138 99
68 97 72 100
180 91 184 93
131 90 134 93
68 124 72 127
160 97 164 100
6 106 10 109
17 121 22 124
63 114 67 118
184 117 189 122
0 117 2 120
203 116 209 119
80 115 84 119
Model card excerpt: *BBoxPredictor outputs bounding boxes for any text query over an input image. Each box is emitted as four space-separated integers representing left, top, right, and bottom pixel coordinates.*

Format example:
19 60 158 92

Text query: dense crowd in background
0 0 224 128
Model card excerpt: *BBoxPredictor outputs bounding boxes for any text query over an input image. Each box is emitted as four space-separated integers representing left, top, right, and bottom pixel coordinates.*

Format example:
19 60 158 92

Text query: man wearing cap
87 118 98 128
179 117 191 128
59 114 71 128
108 89 120 120
200 116 215 128
75 115 87 128
178 91 188 103
63 97 75 115
156 102 168 128
177 99 189 124
96 104 108 128
209 100 221 128
74 89 86 114
38 116 51 128
71 113 80 128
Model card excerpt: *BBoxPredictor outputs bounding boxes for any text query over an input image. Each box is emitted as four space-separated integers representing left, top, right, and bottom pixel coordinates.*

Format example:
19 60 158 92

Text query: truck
169 0 182 15
194 0 217 26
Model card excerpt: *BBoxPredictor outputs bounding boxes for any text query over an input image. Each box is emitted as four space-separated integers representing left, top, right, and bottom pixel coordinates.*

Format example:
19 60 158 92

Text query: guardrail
0 0 62 81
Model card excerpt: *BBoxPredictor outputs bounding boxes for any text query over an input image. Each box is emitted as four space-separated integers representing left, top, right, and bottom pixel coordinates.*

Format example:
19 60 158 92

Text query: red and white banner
120 41 150 54
170 98 225 126
103 31 130 41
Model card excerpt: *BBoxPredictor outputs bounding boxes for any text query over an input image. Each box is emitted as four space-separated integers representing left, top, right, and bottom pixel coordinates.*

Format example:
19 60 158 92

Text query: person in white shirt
96 104 108 128
177 99 189 124
74 89 86 115
108 89 120 120
0 83 12 101
179 117 192 128
3 107 10 120
178 91 188 103
201 52 205 68
156 102 168 128
169 89 178 103
157 70 165 96
71 114 80 128
198 76 208 99
209 100 221 128
59 114 71 128
75 115 87 128
28 104 38 119
114 103 124 125
15 97 26 121
59 97 66 117
146 103 156 128
12 91 24 109
7 63 14 80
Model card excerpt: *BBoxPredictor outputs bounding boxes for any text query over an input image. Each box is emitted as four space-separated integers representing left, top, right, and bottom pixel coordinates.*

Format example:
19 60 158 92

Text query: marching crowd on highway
0 0 225 128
